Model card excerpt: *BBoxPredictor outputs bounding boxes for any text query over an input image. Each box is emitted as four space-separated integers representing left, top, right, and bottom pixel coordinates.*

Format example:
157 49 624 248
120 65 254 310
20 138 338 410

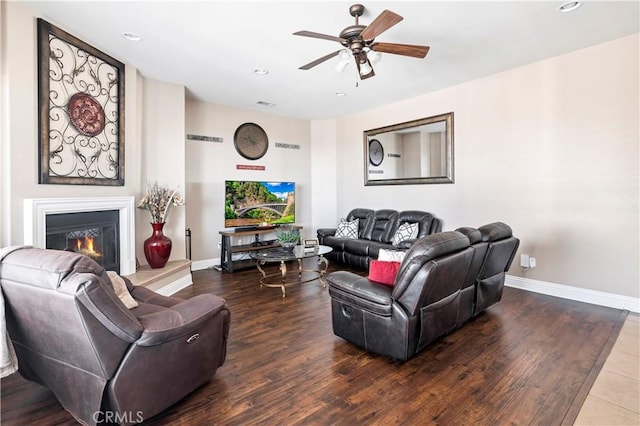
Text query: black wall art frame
37 18 125 185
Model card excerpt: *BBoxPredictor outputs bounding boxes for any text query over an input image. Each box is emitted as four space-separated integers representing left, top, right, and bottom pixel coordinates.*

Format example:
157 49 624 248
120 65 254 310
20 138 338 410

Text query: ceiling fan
293 4 430 80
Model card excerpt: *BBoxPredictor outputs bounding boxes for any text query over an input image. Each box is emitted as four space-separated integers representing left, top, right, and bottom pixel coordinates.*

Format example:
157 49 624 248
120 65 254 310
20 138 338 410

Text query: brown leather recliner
328 231 474 361
0 246 230 425
327 223 519 361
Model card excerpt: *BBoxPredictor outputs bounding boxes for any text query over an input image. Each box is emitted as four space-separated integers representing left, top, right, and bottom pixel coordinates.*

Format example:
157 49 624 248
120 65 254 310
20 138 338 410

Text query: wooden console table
218 226 302 272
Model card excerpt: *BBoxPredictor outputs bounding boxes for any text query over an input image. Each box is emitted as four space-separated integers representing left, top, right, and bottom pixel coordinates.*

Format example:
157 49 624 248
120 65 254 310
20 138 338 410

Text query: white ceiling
22 1 639 120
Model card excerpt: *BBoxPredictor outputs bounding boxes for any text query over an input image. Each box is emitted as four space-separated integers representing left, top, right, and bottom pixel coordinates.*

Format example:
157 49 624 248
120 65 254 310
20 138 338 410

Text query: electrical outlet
520 254 530 268
529 257 536 268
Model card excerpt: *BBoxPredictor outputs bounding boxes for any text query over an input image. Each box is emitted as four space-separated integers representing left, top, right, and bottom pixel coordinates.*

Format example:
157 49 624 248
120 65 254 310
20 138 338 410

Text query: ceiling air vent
256 101 276 107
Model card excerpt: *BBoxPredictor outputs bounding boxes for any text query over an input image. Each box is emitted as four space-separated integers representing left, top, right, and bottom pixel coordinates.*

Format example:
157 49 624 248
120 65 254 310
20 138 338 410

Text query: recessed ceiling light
335 92 346 97
558 2 581 13
253 68 269 75
122 32 142 42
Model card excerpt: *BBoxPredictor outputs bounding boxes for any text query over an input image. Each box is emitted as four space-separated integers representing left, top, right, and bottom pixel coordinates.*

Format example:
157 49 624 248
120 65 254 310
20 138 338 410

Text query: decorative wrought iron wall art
37 19 125 185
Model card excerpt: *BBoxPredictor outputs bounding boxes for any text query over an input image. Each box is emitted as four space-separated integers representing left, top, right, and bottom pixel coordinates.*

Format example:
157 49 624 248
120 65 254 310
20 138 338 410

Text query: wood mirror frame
364 112 454 186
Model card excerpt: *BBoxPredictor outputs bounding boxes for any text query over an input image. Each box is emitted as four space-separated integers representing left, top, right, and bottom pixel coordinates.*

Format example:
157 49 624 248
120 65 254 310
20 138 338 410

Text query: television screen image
225 180 295 228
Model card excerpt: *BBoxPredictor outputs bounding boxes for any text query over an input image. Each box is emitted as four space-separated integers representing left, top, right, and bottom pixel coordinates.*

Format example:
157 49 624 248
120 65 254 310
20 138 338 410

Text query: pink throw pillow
368 260 401 286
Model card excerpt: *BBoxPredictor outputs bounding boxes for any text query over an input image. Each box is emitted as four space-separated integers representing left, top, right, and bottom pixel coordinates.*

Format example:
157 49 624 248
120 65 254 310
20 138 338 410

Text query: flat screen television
224 180 295 229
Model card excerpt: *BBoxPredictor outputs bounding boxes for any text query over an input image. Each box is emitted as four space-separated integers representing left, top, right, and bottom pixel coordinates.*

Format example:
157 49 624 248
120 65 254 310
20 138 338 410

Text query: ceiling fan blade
360 10 403 40
299 50 342 70
371 42 430 58
293 30 346 44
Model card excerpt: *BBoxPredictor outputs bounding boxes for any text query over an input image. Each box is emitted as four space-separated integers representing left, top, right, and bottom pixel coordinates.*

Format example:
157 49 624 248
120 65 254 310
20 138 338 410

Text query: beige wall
137 79 186 263
0 2 187 268
327 34 639 298
184 100 311 262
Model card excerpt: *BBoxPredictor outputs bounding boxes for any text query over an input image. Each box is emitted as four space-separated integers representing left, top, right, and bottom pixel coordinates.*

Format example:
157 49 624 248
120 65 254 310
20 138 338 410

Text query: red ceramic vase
143 222 172 269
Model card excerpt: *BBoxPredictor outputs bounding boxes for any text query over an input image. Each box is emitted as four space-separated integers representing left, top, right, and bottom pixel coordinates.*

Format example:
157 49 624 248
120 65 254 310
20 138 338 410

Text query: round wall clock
369 139 384 166
234 122 269 160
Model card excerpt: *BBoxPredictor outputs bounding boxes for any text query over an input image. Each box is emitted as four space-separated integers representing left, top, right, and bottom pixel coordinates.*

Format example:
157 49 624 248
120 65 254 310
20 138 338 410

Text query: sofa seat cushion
321 235 349 252
363 241 397 259
343 239 374 256
327 271 393 316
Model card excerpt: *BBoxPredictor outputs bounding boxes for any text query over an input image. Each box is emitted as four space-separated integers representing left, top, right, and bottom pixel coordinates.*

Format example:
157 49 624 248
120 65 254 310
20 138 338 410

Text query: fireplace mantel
24 197 136 275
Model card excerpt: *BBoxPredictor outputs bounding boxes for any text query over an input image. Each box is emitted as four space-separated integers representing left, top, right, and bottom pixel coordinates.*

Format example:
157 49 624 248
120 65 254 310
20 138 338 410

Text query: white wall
185 101 311 264
328 34 639 299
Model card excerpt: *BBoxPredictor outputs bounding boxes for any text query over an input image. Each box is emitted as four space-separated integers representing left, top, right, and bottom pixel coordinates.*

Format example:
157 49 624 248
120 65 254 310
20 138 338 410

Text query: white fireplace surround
23 197 136 275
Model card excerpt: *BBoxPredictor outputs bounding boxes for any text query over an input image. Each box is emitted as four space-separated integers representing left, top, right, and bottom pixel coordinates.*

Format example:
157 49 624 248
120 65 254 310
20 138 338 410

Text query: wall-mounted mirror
364 112 454 185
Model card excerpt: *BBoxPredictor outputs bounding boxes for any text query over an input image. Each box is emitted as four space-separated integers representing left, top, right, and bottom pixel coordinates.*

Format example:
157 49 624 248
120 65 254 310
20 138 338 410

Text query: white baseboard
191 258 220 271
155 273 193 296
506 275 640 313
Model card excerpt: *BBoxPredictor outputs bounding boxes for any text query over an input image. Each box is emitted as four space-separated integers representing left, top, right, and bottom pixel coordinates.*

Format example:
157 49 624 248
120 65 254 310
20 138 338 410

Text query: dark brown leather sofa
327 222 519 361
317 208 442 269
0 246 230 425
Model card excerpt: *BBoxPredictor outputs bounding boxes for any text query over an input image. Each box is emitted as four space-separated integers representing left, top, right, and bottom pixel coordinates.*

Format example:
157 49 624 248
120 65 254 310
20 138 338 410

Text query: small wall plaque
237 164 265 171
187 134 223 142
275 142 300 150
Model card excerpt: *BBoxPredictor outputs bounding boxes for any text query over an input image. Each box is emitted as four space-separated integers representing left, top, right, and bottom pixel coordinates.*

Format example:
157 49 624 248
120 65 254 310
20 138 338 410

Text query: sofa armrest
130 284 185 308
317 228 337 238
396 239 416 250
135 294 229 346
327 271 393 316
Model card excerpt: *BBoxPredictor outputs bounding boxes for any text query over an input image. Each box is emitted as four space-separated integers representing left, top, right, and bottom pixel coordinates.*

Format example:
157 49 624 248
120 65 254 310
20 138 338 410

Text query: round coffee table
249 245 333 297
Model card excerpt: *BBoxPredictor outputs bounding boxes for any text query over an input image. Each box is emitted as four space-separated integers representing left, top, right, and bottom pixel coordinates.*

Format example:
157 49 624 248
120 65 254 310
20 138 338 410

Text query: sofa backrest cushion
397 210 439 238
477 222 520 280
363 209 398 243
392 231 472 315
455 227 489 290
346 208 374 238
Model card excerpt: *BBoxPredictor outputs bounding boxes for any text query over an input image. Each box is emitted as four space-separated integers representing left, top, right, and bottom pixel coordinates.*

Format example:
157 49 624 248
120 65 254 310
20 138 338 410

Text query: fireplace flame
76 235 102 258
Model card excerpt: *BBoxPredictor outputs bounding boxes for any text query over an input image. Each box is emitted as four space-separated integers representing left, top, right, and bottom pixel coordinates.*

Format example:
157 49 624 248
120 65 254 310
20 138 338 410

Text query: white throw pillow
378 248 407 263
335 218 359 239
392 222 418 246
107 271 139 309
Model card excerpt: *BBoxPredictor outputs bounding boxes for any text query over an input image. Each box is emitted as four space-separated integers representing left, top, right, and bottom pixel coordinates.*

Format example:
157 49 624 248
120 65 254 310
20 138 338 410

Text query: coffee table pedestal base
256 256 329 297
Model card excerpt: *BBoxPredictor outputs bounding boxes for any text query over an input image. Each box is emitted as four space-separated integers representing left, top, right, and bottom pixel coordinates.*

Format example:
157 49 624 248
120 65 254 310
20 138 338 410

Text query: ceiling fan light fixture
356 56 375 79
335 59 350 73
367 50 382 64
335 49 352 72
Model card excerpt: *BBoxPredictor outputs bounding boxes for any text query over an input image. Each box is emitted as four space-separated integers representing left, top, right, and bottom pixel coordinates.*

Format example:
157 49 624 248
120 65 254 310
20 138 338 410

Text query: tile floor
574 313 640 425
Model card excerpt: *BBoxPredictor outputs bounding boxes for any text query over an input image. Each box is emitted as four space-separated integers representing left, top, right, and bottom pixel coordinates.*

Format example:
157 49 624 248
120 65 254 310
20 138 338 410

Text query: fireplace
24 197 136 275
46 210 120 272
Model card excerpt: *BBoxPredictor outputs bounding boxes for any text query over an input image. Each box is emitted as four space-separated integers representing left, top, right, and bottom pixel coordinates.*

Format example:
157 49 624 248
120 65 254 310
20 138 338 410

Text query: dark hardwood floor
1 259 626 425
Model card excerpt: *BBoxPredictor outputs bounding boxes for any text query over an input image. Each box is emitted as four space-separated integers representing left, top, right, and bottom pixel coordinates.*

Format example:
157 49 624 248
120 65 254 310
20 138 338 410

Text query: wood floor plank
0 260 625 425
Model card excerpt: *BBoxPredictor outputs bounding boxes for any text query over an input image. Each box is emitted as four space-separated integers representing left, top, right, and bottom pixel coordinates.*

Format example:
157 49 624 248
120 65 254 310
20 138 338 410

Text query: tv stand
218 226 302 272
